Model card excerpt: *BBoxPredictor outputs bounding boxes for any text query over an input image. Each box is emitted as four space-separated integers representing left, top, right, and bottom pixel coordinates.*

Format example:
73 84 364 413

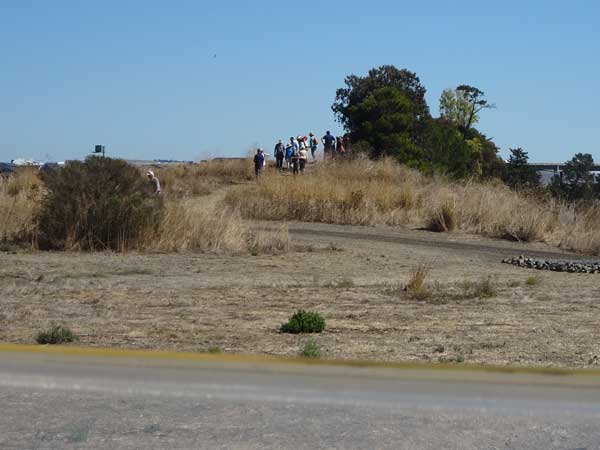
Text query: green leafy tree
550 153 597 201
504 148 541 190
423 119 480 178
345 86 423 162
439 85 494 130
332 66 430 160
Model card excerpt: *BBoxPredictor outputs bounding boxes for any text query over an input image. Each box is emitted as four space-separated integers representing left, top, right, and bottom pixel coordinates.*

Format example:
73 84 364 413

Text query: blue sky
1 0 598 163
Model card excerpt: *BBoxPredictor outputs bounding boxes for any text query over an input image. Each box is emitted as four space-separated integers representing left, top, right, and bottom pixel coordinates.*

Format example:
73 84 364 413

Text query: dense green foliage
504 148 541 190
439 85 494 130
37 156 162 250
35 325 77 345
280 310 326 334
333 65 504 179
550 153 599 202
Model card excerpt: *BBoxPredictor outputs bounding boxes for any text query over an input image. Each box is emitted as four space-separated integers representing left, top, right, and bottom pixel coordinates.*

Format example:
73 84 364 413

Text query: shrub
526 276 541 286
280 310 326 334
35 325 77 344
0 169 42 245
406 264 432 300
300 339 321 358
427 203 458 232
37 156 162 251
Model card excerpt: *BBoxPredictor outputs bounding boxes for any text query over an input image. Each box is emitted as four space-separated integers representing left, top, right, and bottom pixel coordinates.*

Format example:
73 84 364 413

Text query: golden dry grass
142 199 289 254
0 163 288 255
149 159 253 197
0 168 42 244
2 158 599 255
224 157 600 255
406 264 432 300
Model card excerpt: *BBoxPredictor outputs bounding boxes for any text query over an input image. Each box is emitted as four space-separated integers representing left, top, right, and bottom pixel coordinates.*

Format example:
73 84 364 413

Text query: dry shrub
37 157 162 251
248 225 290 255
427 202 458 232
146 200 247 252
143 199 289 254
406 264 432 300
0 168 42 244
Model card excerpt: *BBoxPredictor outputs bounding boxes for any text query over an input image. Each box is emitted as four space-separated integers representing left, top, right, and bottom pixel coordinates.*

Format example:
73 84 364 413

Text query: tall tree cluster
332 66 504 179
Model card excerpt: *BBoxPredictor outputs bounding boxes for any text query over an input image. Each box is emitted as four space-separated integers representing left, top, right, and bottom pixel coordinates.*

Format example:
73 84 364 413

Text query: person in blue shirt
253 148 265 178
322 131 336 159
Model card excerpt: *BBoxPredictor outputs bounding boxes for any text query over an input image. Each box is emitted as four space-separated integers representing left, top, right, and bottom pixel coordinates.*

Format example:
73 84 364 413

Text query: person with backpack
322 131 336 159
309 132 319 160
298 144 308 173
253 148 265 178
274 139 285 170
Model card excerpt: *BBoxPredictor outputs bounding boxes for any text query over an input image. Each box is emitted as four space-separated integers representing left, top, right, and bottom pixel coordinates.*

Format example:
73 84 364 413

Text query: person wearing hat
309 132 319 160
146 170 161 195
298 143 308 173
253 148 265 178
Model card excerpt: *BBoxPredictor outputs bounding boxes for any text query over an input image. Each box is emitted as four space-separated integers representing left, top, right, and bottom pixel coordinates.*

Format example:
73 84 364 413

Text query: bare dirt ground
1 220 600 368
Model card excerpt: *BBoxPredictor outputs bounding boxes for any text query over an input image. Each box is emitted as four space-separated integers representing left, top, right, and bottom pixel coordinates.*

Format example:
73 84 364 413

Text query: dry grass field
1 159 600 369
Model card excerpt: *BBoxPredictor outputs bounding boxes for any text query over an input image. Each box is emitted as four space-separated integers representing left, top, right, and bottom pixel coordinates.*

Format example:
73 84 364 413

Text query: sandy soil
1 221 599 368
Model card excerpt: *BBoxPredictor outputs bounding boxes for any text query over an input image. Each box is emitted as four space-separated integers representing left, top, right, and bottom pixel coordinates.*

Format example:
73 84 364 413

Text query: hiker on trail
298 136 307 152
290 139 300 175
298 144 308 173
274 139 285 170
253 148 265 178
146 170 161 195
309 132 319 160
322 131 336 159
336 136 345 157
288 137 299 171
285 140 293 170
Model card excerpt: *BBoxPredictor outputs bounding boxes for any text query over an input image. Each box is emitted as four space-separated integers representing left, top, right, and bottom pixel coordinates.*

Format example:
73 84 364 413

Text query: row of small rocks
502 256 600 274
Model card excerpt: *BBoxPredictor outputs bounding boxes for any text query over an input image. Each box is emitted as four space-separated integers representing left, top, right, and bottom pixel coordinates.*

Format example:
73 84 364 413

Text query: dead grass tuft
427 202 458 232
406 264 432 300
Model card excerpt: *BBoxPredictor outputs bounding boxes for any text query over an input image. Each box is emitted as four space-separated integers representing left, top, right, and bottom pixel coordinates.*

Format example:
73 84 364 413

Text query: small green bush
37 156 163 251
526 276 541 286
281 310 325 334
35 325 77 345
300 339 321 358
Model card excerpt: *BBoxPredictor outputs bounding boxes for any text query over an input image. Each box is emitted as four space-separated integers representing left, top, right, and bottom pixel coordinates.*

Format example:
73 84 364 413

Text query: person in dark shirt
253 149 265 178
322 131 336 159
274 139 285 170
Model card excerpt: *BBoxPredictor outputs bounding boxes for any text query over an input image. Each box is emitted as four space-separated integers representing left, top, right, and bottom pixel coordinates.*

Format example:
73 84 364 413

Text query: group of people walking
254 131 348 177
